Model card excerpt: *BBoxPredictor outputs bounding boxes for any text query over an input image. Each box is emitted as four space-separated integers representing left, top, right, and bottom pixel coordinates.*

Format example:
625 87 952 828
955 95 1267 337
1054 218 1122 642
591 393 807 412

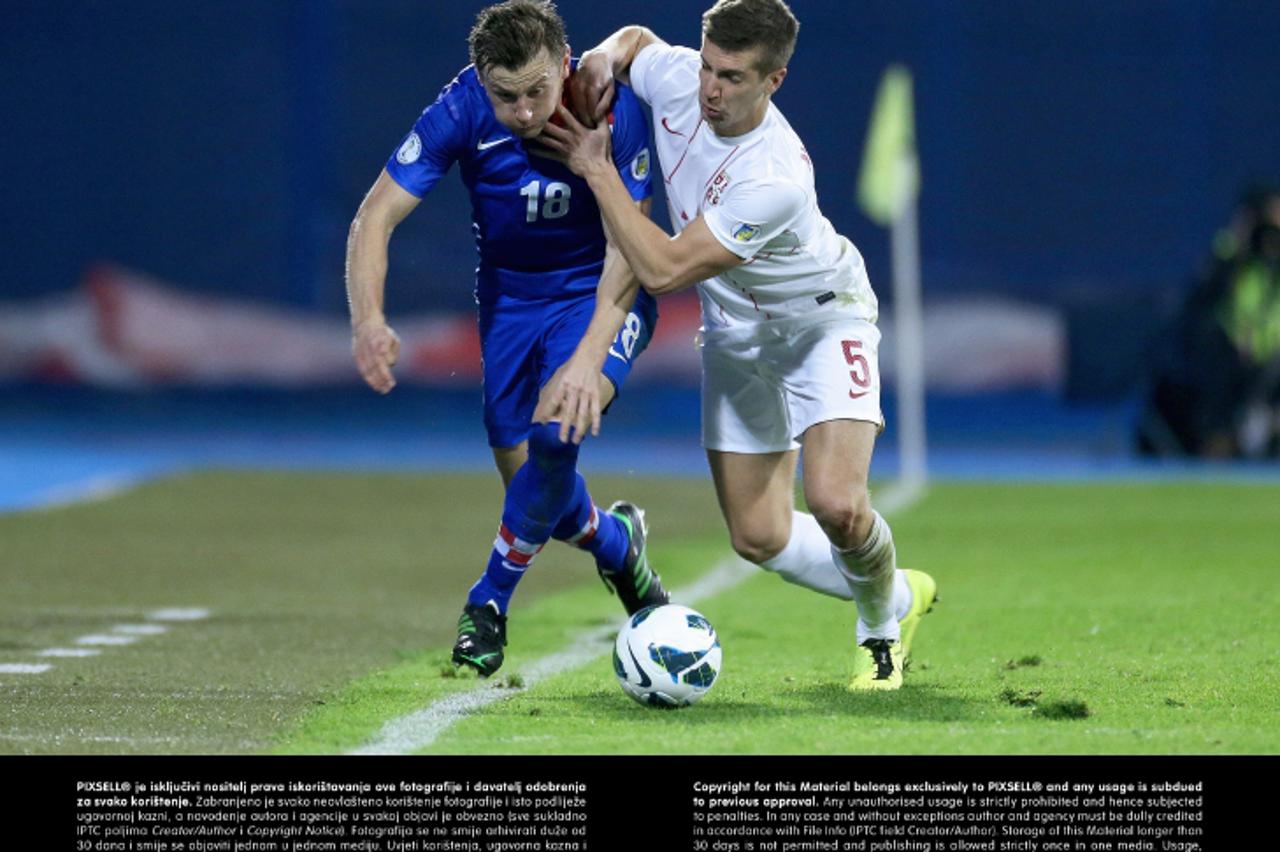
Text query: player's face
481 46 570 138
698 38 786 137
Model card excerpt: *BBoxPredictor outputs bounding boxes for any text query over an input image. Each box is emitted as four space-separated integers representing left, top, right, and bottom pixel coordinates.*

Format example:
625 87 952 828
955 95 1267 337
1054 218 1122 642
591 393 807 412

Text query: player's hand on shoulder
352 319 401 394
571 50 615 128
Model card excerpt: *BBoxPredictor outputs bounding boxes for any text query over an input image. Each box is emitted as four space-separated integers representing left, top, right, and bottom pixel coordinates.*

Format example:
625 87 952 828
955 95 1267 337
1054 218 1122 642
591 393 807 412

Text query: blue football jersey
385 64 653 303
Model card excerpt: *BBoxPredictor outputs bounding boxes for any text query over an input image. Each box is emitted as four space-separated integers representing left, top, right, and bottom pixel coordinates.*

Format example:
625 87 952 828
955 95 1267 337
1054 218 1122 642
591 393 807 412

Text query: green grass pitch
1 471 1276 754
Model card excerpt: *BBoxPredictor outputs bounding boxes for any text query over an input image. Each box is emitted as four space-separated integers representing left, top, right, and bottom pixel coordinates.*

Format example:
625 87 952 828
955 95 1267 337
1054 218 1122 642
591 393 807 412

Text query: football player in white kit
536 0 937 690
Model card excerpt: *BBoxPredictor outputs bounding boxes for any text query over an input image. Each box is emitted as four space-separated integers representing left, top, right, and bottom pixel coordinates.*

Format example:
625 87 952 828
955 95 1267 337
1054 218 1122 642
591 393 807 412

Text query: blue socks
551 474 629 573
467 423 629 614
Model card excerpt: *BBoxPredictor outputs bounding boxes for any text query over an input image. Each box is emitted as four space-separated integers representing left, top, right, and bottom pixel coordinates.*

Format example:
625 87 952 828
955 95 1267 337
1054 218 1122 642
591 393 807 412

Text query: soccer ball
612 604 721 708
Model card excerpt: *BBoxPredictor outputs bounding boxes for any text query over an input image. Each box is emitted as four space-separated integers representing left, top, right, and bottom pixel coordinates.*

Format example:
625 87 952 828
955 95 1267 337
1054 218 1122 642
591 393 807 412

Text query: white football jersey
630 43 878 330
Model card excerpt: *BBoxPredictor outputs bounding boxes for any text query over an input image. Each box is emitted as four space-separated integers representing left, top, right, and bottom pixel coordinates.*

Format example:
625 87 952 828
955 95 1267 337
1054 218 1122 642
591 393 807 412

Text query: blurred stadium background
4 0 1279 507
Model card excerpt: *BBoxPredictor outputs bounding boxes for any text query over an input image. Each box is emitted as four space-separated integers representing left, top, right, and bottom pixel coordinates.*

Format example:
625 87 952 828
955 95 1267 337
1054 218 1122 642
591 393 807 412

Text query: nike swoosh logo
849 391 870 399
627 647 652 688
477 137 514 151
660 117 685 137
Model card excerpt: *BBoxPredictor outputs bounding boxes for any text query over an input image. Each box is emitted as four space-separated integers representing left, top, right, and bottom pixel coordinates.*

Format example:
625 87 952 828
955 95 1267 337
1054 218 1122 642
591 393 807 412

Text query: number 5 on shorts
842 339 872 399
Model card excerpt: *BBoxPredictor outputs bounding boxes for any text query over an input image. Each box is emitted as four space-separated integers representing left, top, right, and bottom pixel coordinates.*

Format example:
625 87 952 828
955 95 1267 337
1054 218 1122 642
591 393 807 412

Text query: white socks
758 509 913 643
759 511 855 600
831 510 911 643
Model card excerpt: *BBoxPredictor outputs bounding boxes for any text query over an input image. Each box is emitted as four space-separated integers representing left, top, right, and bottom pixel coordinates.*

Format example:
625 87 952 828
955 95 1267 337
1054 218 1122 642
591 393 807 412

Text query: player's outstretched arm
346 170 420 394
534 199 652 444
571 26 665 124
539 108 741 295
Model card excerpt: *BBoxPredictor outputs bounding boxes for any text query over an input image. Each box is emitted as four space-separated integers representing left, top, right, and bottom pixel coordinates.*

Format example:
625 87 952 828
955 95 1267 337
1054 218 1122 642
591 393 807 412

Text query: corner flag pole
858 65 927 490
889 157 927 488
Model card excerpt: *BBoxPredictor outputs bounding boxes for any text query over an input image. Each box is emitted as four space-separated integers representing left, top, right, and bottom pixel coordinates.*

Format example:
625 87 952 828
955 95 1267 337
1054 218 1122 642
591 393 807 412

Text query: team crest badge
732 223 761 242
631 149 650 180
396 132 422 165
705 171 731 205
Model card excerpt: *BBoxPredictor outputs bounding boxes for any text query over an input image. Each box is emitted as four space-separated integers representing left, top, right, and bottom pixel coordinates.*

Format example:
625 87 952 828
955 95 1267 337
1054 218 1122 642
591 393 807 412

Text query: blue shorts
478 289 658 449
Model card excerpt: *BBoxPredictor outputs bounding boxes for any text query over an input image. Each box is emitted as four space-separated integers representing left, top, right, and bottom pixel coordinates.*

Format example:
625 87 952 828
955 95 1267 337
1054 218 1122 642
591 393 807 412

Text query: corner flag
857 65 919 227
858 64 928 491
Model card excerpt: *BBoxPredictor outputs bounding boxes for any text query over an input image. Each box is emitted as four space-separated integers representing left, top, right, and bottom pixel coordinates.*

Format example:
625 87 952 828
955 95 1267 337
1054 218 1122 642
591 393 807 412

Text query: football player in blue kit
345 0 668 677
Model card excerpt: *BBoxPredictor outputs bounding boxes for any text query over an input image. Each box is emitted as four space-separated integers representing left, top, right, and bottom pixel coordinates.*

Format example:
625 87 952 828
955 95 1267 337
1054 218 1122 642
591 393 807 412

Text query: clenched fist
352 319 401 394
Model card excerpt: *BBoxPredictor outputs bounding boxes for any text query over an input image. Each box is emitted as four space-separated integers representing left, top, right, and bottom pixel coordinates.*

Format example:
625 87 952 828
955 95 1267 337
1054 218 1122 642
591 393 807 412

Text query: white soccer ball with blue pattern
613 604 721 708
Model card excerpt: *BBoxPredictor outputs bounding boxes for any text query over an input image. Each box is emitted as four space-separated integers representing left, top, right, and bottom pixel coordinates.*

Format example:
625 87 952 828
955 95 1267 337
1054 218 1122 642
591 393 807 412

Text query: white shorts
700 316 884 453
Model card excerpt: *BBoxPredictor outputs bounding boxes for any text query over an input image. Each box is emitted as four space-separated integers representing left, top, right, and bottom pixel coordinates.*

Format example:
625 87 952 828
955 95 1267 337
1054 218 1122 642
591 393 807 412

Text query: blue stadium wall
3 0 1277 316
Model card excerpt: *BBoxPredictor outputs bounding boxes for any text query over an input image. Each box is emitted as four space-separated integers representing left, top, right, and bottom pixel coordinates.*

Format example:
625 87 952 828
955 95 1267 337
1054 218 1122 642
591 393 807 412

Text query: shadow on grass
789 682 985 724
546 681 984 727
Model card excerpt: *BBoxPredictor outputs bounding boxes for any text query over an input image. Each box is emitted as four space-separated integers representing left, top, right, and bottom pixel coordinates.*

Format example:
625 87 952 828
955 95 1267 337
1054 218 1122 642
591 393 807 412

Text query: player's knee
729 526 789 566
527 422 579 469
807 487 872 550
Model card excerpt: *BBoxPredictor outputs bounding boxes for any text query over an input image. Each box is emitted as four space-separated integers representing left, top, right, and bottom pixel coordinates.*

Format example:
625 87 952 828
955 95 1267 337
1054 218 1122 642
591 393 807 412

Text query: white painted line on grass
29 607 211 666
348 483 928 756
350 556 756 755
1 607 211 691
76 634 139 646
149 608 212 621
112 624 169 636
0 664 53 674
